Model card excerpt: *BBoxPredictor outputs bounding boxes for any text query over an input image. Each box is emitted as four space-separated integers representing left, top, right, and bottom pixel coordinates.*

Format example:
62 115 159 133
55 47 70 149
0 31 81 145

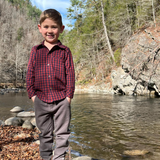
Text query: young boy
26 9 75 160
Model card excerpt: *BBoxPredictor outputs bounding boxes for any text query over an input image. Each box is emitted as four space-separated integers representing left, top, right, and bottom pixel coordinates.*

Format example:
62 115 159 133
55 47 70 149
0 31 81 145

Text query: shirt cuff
66 88 75 99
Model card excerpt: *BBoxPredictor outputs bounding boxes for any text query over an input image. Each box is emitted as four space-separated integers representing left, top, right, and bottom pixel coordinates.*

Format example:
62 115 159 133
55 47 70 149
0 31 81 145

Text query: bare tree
100 0 115 63
151 0 156 26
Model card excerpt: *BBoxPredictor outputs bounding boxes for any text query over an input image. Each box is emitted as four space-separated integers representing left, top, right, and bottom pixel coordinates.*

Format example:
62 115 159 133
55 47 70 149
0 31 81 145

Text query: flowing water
0 91 160 160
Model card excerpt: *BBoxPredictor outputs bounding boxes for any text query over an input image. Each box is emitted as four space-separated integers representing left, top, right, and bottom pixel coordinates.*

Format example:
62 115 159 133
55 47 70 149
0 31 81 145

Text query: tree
152 0 156 26
67 0 85 32
100 0 115 62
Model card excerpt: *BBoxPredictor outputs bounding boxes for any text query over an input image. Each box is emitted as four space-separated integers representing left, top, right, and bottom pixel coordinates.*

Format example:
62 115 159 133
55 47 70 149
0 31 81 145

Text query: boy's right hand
31 95 36 102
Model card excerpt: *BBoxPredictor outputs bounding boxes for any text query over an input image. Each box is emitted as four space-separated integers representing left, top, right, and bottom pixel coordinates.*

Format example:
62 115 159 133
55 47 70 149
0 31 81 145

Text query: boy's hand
31 95 36 102
66 97 71 104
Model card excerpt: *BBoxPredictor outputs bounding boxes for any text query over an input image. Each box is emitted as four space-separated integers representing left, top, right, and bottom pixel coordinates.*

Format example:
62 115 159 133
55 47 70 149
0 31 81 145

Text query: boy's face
38 18 64 45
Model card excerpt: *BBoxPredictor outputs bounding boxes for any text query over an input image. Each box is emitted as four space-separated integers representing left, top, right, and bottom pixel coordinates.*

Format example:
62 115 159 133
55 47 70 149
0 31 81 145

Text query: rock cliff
112 24 160 96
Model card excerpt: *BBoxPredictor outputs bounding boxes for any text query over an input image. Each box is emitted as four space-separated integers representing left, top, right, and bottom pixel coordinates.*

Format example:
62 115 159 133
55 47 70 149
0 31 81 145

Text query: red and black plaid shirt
26 41 75 103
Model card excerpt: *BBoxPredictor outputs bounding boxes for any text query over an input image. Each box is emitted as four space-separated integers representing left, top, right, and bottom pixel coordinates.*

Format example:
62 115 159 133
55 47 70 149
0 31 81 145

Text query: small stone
123 150 150 156
22 120 34 129
34 140 40 145
14 133 31 139
0 120 5 126
10 106 24 113
73 156 92 160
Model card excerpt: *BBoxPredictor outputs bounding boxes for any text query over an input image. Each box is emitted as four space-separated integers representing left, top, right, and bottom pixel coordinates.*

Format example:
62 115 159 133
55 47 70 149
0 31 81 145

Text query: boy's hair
39 9 63 26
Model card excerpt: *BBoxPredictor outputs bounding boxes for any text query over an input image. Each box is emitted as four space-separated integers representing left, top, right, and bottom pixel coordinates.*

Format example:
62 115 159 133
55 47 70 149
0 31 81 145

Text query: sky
30 0 72 30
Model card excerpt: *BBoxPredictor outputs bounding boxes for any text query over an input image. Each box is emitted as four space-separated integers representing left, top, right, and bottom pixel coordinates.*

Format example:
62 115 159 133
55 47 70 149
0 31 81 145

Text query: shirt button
50 87 52 90
47 64 50 66
48 75 50 78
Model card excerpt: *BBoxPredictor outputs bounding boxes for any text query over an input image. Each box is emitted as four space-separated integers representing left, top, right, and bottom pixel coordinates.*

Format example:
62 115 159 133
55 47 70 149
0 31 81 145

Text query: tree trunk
100 0 115 63
151 0 156 27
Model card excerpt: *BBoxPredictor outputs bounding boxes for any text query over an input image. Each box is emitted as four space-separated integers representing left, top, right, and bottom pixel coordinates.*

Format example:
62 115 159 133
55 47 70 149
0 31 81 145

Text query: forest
0 0 42 87
62 0 160 85
0 0 160 87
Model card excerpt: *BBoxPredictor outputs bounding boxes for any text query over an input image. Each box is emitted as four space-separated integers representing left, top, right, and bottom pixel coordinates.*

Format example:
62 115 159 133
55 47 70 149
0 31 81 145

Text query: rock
33 140 40 145
30 117 36 127
111 67 155 95
17 111 35 117
10 106 24 113
121 25 160 96
22 120 34 129
0 90 4 95
123 150 150 156
0 120 5 126
111 67 143 95
14 133 31 140
73 156 92 160
5 117 24 126
17 111 35 121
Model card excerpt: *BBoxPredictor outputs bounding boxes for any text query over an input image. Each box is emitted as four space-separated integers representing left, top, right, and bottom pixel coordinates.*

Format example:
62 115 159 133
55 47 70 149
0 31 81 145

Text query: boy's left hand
66 97 71 104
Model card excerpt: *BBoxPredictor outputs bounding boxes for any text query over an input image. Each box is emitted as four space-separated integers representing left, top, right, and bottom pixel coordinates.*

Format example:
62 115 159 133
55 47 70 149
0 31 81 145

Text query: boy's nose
48 28 52 32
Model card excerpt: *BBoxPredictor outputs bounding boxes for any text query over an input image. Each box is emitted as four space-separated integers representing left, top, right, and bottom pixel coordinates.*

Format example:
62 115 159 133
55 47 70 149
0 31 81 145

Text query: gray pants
34 97 71 160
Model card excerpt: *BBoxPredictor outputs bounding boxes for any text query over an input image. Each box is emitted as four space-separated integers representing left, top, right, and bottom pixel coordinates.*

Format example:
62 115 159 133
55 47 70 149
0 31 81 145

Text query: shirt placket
46 52 52 91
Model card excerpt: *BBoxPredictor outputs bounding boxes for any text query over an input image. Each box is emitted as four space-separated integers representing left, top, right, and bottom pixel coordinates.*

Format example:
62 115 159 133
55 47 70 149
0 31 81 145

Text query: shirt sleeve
65 48 75 99
26 47 36 99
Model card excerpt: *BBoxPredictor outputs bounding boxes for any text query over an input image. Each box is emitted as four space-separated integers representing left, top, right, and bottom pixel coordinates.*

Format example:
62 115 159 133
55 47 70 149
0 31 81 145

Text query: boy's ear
60 25 65 33
38 24 42 33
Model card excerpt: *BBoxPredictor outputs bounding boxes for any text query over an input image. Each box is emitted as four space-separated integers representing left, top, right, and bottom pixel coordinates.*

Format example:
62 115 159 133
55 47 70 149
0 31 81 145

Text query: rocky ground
0 125 41 160
0 125 94 160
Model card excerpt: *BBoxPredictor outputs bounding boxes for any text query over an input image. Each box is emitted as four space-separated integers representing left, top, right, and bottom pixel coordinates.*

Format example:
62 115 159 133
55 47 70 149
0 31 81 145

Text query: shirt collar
37 40 66 50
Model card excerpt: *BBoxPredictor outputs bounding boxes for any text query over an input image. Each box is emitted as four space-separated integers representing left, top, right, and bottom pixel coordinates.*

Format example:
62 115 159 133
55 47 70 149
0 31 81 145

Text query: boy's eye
43 25 57 29
44 25 49 28
51 26 57 28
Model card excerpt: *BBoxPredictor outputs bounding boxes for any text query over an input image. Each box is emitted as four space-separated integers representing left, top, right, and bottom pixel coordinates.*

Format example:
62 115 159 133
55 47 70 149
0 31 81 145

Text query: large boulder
120 25 160 95
111 67 149 95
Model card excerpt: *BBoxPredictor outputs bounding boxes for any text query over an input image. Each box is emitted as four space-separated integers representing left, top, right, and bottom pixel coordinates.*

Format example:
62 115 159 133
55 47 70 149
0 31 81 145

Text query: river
0 91 160 160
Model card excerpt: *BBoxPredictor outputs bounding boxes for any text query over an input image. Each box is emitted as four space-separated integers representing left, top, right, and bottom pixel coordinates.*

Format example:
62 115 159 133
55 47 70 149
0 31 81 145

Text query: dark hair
39 9 63 26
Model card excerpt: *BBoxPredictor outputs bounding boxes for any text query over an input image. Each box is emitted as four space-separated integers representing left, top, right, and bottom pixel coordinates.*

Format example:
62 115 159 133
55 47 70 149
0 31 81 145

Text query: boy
26 9 75 160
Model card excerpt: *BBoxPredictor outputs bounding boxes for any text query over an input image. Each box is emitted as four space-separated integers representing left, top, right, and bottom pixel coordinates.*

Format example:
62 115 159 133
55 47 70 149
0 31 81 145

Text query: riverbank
75 84 113 94
76 66 160 97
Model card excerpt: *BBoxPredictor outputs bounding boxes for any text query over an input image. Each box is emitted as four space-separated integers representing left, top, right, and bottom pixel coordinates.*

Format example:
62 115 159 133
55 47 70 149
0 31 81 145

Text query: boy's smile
38 18 64 47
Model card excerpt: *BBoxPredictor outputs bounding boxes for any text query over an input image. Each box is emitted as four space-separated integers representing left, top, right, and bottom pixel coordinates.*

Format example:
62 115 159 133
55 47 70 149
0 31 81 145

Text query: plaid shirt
26 41 75 103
